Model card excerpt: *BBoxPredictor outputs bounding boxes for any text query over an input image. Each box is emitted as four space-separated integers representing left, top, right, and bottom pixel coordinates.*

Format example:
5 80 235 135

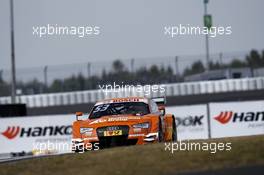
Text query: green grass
0 135 263 175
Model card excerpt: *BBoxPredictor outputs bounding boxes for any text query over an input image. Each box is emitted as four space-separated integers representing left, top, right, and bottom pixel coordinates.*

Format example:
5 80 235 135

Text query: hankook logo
214 112 233 124
175 116 204 127
1 126 20 139
214 111 264 124
1 125 72 140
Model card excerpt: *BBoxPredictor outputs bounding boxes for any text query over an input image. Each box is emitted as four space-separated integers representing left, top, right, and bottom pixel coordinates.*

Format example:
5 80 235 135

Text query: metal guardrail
0 77 264 108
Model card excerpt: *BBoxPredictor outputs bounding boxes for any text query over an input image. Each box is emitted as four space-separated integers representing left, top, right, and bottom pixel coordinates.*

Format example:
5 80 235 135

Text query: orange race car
72 97 177 152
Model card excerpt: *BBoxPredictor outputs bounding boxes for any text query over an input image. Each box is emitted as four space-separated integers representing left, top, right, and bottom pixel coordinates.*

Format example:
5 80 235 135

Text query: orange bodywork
72 97 175 151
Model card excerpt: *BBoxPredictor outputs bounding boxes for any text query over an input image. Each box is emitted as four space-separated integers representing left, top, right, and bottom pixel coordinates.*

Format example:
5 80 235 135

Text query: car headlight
132 122 150 129
80 127 93 134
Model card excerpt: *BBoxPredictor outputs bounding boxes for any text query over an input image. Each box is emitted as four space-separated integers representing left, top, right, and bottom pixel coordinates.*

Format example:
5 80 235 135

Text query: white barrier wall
1 77 264 108
209 101 264 138
0 115 75 154
166 105 209 140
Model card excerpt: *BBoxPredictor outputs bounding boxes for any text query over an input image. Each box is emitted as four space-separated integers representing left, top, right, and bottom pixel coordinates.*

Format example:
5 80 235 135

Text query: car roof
95 97 149 106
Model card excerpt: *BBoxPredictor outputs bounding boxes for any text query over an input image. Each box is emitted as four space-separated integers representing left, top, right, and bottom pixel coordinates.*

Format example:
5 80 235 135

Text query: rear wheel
158 119 163 142
172 117 177 141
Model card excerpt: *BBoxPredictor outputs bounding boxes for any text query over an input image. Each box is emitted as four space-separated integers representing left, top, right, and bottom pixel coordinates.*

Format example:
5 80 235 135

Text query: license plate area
97 126 129 137
104 130 122 136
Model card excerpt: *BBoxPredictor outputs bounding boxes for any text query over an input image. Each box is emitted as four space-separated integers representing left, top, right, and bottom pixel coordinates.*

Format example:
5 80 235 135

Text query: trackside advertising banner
166 105 209 140
1 101 263 154
0 115 74 154
209 100 264 138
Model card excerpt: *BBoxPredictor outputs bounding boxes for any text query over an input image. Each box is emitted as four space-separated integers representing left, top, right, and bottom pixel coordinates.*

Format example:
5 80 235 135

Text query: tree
7 49 263 96
184 61 205 76
167 66 173 76
112 60 125 73
149 65 159 77
0 82 10 96
49 79 64 92
209 61 221 70
246 50 264 68
77 73 85 90
230 59 247 68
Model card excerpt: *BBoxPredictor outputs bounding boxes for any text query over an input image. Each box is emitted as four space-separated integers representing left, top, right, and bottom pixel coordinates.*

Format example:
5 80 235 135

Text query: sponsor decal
1 125 72 140
90 119 107 124
129 134 145 137
175 116 205 134
214 111 233 124
214 111 264 125
95 98 147 105
176 116 204 127
89 116 141 124
1 126 20 139
112 98 140 103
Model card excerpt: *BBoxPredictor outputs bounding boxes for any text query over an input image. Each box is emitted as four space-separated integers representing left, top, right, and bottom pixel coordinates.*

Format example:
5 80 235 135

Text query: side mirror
75 112 87 121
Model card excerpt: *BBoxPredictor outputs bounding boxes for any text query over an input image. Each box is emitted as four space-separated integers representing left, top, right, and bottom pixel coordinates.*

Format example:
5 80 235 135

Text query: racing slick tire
158 118 164 142
172 117 177 141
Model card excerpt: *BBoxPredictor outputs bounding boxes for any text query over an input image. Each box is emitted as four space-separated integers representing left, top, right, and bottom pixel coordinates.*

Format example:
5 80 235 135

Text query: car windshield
89 102 150 119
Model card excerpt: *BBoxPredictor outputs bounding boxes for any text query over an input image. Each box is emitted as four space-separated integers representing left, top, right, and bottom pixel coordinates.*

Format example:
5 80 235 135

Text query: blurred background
1 50 264 96
0 0 263 97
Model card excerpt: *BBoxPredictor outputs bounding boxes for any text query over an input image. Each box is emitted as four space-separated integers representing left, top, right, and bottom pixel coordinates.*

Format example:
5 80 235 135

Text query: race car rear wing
152 97 166 115
152 97 166 105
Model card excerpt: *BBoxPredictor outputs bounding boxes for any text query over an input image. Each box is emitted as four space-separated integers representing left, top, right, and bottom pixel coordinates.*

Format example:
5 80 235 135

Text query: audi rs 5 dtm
72 97 177 152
